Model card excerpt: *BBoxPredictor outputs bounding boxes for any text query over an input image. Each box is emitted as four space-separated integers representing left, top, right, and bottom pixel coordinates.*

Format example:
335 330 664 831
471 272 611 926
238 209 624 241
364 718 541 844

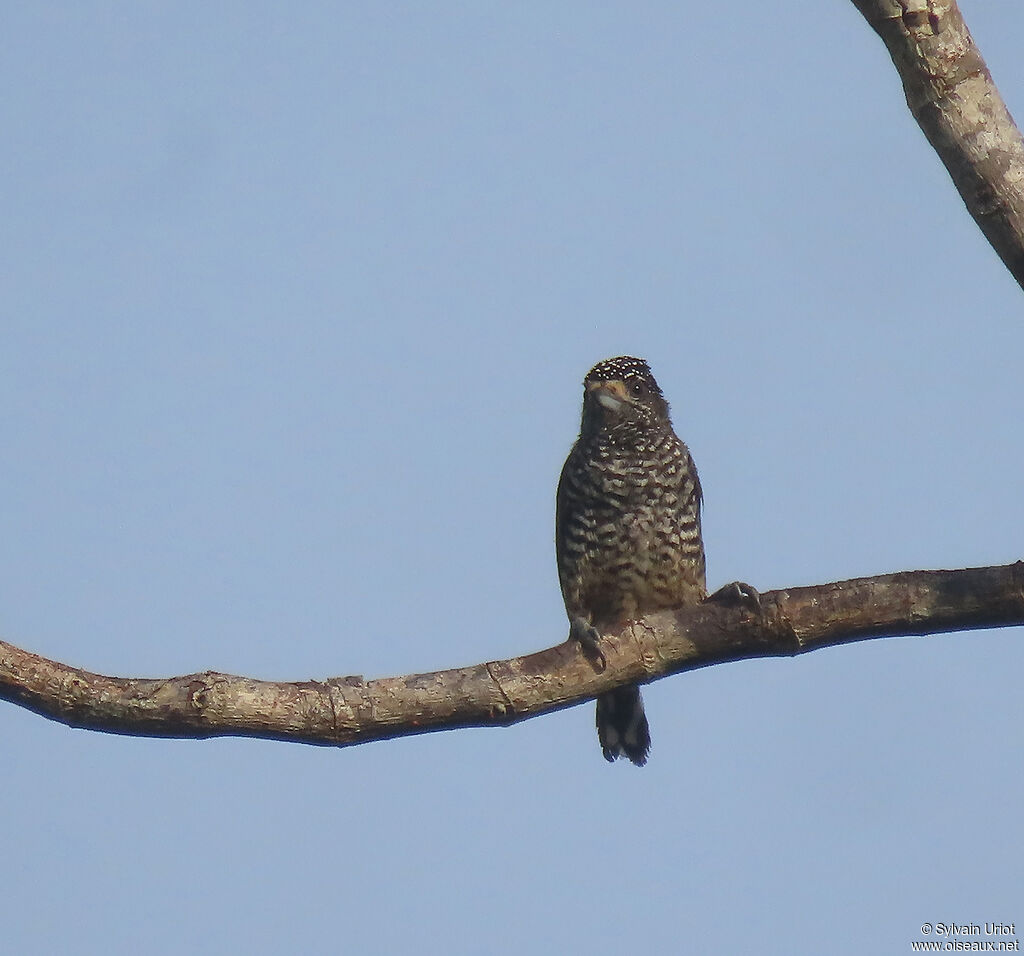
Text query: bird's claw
705 581 762 614
569 617 607 670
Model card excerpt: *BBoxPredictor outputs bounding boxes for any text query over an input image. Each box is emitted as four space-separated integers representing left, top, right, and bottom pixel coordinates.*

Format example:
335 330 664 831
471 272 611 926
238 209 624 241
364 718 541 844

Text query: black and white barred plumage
556 356 706 766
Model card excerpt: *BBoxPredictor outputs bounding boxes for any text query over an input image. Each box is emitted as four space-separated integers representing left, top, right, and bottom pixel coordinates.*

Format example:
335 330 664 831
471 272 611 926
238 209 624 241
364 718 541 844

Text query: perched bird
556 356 706 766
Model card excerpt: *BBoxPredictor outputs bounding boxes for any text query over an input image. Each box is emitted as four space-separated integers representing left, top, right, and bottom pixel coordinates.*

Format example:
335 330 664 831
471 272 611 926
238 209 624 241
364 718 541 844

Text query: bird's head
580 355 671 435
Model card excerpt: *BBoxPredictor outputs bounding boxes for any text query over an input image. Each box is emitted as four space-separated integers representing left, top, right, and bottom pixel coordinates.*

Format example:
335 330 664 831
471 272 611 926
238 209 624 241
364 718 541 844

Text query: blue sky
2 4 1022 954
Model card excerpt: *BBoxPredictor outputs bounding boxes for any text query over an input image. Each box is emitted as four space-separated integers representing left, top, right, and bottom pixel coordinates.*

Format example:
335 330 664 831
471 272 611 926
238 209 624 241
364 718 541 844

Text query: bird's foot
705 581 762 614
569 617 607 670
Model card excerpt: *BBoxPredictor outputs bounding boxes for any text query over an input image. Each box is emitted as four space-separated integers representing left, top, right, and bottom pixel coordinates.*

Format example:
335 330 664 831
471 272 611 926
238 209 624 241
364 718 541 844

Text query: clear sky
2 4 1022 954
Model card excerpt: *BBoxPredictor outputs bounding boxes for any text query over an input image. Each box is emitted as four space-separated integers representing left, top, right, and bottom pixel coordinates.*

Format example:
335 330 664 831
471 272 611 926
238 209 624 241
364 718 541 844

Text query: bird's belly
580 536 704 624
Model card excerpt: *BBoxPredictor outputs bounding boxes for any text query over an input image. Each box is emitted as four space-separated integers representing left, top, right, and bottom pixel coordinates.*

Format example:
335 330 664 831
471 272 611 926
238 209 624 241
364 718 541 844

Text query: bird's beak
587 379 629 412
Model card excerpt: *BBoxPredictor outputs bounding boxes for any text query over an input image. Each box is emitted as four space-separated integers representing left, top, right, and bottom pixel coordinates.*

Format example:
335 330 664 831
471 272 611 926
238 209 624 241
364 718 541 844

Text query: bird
556 356 706 766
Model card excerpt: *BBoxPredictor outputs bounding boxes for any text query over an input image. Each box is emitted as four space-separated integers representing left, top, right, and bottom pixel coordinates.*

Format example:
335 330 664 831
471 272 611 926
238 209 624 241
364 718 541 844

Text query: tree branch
1 563 1022 748
851 0 1024 290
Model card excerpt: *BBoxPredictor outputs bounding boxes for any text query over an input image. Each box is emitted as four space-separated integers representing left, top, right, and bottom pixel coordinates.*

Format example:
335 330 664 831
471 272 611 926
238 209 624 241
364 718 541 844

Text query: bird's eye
628 380 646 398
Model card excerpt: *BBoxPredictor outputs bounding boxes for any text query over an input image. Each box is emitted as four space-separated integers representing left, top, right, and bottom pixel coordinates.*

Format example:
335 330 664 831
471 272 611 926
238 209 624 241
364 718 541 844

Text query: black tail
596 685 650 766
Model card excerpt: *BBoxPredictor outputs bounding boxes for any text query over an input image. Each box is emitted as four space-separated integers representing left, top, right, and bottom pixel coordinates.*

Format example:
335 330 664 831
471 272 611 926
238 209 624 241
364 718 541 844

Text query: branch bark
851 0 1024 290
1 563 1022 748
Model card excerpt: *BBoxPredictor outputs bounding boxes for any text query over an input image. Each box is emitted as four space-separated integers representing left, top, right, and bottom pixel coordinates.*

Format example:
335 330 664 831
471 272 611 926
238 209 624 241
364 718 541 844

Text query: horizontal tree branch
850 0 1024 290
1 563 1022 749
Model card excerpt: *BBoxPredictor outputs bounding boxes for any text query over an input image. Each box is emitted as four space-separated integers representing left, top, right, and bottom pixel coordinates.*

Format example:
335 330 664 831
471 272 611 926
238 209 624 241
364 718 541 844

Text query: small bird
556 356 706 766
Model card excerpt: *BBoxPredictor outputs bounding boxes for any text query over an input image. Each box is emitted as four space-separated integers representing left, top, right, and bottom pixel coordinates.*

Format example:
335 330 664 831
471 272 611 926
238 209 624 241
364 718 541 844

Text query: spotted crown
584 355 663 395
